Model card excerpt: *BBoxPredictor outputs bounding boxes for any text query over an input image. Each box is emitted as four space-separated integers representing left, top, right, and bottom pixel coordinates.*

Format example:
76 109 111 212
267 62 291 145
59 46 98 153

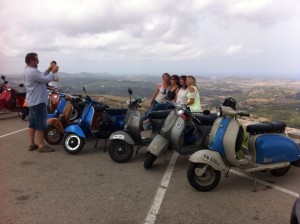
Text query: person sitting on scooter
185 75 201 112
142 73 170 124
152 74 180 111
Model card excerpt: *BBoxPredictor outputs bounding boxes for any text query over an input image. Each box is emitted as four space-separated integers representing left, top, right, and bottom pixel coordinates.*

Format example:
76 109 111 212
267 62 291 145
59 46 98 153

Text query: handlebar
238 112 250 117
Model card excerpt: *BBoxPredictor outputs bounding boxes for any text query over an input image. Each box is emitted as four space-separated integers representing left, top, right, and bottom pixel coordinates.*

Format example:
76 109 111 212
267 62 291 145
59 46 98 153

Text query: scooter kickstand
252 172 258 192
225 167 231 177
94 139 99 148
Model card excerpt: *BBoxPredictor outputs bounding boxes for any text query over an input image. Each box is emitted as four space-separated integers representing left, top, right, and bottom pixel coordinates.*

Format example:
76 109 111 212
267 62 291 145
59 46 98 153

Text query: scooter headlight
216 107 222 117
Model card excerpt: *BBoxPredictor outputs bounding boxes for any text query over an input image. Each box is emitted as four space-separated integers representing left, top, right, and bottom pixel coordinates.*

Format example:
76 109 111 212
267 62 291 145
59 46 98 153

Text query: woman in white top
185 75 201 112
142 73 170 122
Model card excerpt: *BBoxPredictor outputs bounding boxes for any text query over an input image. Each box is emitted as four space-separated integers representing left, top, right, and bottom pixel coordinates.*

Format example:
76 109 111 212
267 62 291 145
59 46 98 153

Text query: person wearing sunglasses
142 73 170 124
23 52 59 153
153 74 180 111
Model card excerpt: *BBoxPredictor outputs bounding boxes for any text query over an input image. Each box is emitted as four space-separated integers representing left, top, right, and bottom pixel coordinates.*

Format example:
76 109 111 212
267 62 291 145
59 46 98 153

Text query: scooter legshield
147 134 169 156
64 124 86 138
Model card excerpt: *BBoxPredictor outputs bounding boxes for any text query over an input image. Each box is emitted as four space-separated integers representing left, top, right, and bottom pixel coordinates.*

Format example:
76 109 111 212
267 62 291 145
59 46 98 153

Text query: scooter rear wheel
270 165 291 177
63 133 85 154
70 105 81 122
187 162 221 192
144 152 157 169
44 125 64 145
109 140 133 163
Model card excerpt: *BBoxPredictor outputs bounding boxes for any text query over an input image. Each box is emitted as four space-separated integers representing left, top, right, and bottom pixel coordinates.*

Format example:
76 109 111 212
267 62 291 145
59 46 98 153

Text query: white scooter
144 103 218 169
187 97 300 192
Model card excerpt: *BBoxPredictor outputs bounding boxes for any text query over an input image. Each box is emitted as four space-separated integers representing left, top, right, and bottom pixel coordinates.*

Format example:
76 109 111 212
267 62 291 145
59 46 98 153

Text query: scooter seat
148 110 172 119
105 108 127 115
93 104 109 112
246 121 286 135
16 91 26 96
194 113 218 126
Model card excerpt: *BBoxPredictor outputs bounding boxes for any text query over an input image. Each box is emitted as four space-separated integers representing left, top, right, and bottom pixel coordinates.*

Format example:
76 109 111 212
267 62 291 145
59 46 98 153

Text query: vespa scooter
0 76 26 118
44 98 73 144
108 88 169 163
144 103 218 169
62 87 127 154
187 97 300 192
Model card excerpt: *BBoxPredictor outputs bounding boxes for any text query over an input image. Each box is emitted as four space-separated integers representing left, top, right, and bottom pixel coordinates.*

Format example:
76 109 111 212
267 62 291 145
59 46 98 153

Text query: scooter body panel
64 124 86 138
208 117 232 157
109 130 136 145
188 149 228 171
147 134 169 156
251 134 300 164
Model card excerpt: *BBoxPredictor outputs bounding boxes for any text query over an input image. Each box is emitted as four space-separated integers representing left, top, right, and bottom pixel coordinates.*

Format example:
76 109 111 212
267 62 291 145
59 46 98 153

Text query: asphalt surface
0 111 299 224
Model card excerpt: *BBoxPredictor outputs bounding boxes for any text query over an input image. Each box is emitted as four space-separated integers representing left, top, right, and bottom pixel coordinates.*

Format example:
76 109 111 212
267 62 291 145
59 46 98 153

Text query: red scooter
0 75 27 119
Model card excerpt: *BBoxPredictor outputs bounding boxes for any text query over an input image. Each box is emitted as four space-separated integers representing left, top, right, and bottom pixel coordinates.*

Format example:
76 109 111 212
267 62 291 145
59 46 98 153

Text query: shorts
28 103 47 131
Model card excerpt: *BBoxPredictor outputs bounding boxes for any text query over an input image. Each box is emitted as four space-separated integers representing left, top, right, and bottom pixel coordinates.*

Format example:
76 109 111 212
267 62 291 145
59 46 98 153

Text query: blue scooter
187 97 300 192
63 87 127 154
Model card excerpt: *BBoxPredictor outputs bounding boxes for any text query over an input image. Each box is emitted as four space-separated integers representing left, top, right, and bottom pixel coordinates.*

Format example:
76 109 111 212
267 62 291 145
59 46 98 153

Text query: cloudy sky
0 0 299 78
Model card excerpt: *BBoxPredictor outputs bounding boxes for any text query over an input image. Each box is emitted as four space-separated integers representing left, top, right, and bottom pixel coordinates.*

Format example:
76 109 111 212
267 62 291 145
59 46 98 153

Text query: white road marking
230 169 299 197
0 128 28 138
144 152 179 224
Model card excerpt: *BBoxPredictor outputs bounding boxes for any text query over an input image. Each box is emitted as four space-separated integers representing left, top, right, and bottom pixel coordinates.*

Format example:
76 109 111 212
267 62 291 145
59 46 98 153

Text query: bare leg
28 128 35 145
36 130 46 149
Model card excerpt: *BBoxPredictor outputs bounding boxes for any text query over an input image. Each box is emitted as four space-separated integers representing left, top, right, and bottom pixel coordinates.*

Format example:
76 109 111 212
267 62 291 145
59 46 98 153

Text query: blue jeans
154 102 174 111
142 100 158 121
29 103 47 131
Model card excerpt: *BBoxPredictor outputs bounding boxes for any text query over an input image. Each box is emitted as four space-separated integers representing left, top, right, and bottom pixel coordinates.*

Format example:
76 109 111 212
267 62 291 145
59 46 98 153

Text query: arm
148 86 159 107
185 86 195 106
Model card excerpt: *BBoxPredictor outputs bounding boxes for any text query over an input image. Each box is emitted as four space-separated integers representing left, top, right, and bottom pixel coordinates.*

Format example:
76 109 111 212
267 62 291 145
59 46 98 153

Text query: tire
291 159 300 167
144 152 157 169
63 133 85 154
187 162 221 192
70 106 81 122
270 165 291 177
44 125 64 145
108 140 133 163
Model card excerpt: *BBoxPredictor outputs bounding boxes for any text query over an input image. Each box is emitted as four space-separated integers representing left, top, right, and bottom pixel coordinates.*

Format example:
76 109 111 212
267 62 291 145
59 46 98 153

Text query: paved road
0 111 299 224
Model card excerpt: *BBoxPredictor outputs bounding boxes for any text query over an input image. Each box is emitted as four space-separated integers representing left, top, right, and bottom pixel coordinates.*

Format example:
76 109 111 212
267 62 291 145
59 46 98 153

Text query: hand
51 65 59 73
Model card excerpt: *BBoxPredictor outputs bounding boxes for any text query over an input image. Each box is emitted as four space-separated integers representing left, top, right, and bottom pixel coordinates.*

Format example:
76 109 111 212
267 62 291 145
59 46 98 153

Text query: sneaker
28 143 39 151
38 145 55 153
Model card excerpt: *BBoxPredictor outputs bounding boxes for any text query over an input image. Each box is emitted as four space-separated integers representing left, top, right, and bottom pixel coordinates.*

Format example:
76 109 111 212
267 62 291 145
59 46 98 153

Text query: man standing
48 60 59 88
23 52 59 152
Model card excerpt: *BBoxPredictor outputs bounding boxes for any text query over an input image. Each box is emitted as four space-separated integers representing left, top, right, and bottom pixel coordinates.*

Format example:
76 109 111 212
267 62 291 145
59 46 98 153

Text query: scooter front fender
109 130 135 145
64 124 86 138
189 150 228 171
146 134 169 156
47 118 64 133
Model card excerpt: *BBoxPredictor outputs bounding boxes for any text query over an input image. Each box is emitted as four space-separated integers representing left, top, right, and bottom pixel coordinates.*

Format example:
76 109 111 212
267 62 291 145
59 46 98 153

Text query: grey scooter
144 104 218 169
108 88 170 163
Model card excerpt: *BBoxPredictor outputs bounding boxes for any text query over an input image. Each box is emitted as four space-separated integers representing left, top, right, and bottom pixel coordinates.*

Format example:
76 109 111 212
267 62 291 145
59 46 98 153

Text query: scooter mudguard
146 134 169 157
47 118 64 133
252 134 300 164
109 130 135 145
189 150 227 171
64 124 86 138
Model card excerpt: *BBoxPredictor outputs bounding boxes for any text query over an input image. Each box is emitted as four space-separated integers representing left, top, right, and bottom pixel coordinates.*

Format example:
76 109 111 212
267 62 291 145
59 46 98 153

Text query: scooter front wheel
187 162 221 192
270 165 291 177
63 133 85 154
109 140 133 163
144 152 157 169
44 125 64 145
